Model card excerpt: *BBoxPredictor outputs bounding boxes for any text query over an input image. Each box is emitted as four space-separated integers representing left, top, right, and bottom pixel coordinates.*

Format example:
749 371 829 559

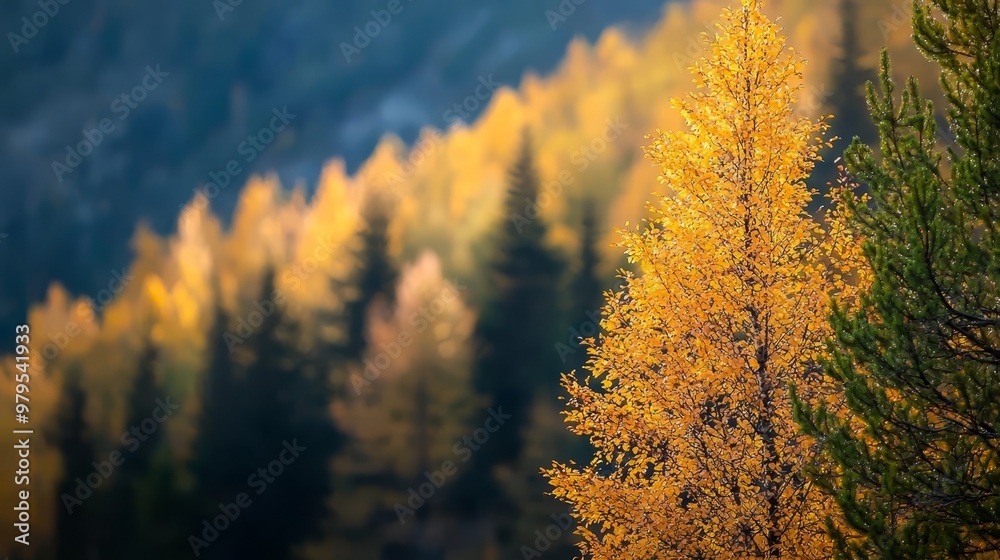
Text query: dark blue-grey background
0 0 667 329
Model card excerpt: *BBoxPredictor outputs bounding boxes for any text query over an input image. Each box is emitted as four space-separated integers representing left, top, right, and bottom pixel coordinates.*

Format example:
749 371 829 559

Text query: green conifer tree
188 291 247 559
342 191 399 361
191 269 339 560
53 369 99 560
466 129 565 552
106 340 165 560
562 199 604 375
474 129 564 467
795 1 1000 556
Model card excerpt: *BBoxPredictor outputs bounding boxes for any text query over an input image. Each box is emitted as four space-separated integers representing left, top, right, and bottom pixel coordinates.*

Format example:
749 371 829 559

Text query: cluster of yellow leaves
546 1 867 558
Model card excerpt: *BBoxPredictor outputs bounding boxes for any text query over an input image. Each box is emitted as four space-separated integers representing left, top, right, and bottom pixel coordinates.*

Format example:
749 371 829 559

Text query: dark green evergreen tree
237 268 340 559
191 269 340 560
474 129 564 465
563 199 604 376
106 340 165 560
53 369 99 560
188 290 248 560
104 338 187 560
342 191 399 361
460 131 565 551
314 194 397 555
123 341 162 470
794 1 1000 557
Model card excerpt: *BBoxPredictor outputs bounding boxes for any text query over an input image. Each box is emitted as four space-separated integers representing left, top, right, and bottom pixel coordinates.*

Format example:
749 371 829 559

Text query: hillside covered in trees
2 0 988 558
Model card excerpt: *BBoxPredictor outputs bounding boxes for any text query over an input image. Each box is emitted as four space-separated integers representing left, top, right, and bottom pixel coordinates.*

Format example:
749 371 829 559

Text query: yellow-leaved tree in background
546 0 866 557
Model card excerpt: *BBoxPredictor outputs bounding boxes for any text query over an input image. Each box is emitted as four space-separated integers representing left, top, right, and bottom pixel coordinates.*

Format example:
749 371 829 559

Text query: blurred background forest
0 0 949 558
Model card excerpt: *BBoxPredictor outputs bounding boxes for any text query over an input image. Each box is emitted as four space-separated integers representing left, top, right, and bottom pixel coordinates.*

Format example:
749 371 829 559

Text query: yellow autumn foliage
546 1 867 557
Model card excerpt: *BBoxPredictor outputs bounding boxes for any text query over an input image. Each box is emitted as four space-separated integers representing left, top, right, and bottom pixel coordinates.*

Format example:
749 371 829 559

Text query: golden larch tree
545 0 864 557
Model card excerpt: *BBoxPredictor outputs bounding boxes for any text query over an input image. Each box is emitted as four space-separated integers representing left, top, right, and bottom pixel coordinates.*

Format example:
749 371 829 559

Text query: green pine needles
794 1 1000 557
